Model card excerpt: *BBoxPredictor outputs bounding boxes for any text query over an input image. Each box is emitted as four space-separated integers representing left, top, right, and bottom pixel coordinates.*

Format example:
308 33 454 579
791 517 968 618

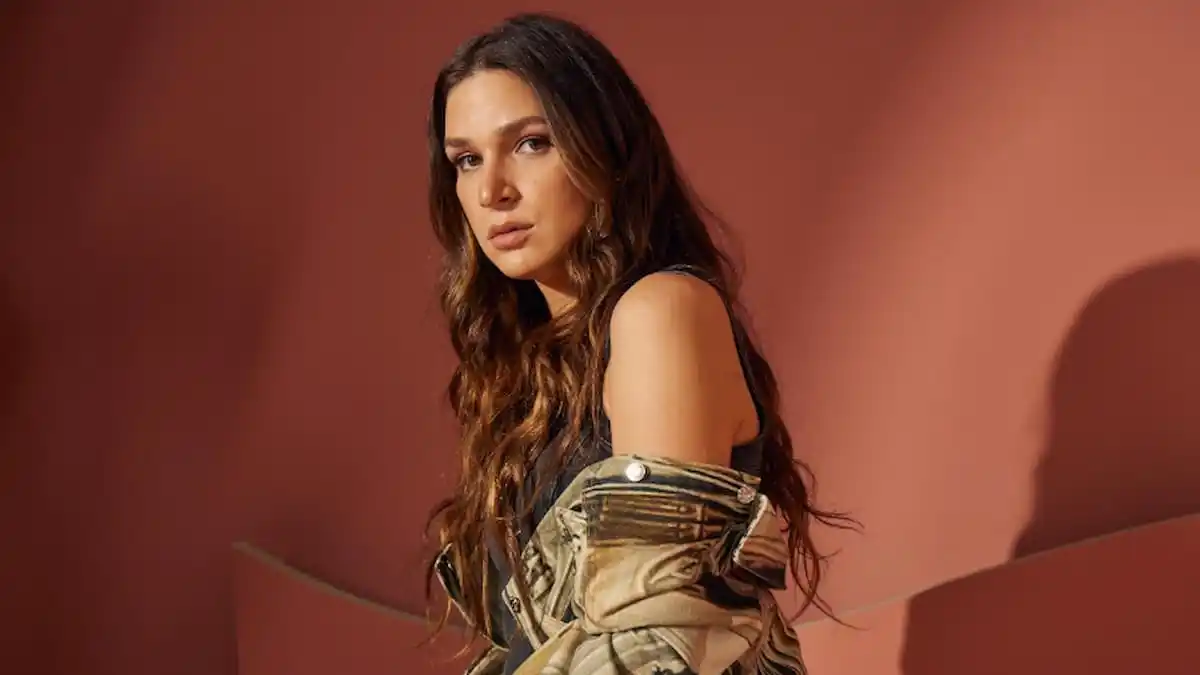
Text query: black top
492 265 767 674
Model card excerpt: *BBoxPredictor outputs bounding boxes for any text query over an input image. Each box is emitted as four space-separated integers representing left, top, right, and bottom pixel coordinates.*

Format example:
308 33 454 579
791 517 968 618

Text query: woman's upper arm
603 272 750 467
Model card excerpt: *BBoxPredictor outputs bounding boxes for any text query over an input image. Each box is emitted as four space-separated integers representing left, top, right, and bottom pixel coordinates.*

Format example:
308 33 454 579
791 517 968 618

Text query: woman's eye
453 154 480 171
517 136 550 153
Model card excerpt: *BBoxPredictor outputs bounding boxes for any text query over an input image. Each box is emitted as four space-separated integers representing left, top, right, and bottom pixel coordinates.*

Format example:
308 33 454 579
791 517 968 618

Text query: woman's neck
537 282 576 317
535 267 578 317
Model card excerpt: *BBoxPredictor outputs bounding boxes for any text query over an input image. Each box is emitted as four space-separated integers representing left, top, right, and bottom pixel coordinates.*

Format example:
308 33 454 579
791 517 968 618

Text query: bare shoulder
608 271 729 338
604 271 754 466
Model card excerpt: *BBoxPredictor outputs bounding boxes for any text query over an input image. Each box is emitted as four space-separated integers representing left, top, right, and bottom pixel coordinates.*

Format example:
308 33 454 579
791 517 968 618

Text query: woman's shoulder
609 269 729 337
607 269 734 381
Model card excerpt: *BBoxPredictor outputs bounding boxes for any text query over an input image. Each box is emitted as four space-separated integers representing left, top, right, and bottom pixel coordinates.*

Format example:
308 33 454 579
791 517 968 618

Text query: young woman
423 12 854 675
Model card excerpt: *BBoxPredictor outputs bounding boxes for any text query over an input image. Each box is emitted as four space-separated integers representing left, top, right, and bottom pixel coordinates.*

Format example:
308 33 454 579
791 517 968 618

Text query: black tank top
494 265 766 673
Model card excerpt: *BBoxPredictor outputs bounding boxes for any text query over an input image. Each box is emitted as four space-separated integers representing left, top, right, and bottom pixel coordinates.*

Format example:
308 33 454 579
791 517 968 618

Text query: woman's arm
604 271 757 466
512 273 794 674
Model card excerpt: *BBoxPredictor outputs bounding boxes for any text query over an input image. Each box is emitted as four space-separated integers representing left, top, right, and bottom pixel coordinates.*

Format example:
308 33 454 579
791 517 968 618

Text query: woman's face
443 69 591 285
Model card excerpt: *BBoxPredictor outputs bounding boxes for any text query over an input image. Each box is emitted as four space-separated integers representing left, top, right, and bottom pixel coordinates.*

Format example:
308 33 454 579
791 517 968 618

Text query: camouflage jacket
435 454 808 675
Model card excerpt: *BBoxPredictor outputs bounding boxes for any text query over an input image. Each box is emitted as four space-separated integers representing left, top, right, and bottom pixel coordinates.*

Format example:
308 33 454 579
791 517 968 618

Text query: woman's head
424 13 855 643
427 12 725 307
441 68 591 286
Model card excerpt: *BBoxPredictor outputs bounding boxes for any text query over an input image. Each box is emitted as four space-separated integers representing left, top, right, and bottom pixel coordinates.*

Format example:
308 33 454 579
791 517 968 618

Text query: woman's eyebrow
444 115 547 149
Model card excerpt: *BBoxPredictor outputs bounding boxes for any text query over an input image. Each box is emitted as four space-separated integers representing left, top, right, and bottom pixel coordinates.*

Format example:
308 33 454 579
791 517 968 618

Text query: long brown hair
423 12 857 642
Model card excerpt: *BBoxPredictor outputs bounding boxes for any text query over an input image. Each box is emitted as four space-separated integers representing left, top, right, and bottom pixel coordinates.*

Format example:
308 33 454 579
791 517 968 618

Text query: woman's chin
489 250 554 282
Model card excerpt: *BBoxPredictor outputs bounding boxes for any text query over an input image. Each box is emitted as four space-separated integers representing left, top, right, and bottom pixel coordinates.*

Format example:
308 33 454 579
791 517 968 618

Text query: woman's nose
478 163 517 208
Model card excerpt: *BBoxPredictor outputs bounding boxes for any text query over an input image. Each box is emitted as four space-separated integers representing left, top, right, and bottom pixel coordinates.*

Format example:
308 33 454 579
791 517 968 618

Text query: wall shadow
898 255 1200 675
1013 255 1200 555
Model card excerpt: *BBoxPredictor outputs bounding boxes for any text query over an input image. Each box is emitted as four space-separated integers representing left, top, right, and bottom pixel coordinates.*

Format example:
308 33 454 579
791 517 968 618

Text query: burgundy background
2 1 1198 674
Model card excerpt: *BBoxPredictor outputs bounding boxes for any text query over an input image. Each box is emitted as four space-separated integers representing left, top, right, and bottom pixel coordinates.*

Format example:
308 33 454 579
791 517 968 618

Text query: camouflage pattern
436 454 808 675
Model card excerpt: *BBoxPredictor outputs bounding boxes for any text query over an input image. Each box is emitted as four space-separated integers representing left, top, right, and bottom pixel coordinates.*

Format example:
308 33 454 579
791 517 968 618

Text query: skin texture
605 271 761 467
443 69 590 314
442 69 758 467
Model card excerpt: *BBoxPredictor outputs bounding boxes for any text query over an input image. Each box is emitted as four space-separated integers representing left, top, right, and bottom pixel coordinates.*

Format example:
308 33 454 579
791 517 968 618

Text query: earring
591 203 609 240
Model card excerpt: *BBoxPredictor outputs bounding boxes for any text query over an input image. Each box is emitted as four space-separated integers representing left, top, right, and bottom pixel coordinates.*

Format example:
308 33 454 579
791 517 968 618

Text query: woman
423 12 854 675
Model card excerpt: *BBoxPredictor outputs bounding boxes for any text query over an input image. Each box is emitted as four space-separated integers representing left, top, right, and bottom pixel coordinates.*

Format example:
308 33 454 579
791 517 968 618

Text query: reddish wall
2 1 1198 674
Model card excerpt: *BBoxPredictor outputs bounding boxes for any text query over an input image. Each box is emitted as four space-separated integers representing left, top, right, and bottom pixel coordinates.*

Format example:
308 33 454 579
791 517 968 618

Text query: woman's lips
488 222 533 251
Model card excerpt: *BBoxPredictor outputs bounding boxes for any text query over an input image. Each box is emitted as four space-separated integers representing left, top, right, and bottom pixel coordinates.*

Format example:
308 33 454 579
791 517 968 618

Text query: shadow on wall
898 255 1200 675
1014 255 1200 556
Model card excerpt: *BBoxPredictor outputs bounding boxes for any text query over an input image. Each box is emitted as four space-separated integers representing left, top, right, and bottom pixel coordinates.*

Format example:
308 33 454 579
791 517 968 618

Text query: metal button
736 485 756 504
624 460 647 482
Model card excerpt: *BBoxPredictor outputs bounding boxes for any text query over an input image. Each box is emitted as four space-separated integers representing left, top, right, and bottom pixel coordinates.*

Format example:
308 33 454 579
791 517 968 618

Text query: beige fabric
438 455 809 675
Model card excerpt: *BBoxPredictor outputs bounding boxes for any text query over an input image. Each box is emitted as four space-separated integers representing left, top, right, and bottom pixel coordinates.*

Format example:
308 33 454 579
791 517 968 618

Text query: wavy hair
423 12 857 643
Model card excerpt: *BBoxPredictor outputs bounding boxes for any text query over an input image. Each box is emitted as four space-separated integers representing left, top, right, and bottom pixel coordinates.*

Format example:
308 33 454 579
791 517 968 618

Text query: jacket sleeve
516 455 797 675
